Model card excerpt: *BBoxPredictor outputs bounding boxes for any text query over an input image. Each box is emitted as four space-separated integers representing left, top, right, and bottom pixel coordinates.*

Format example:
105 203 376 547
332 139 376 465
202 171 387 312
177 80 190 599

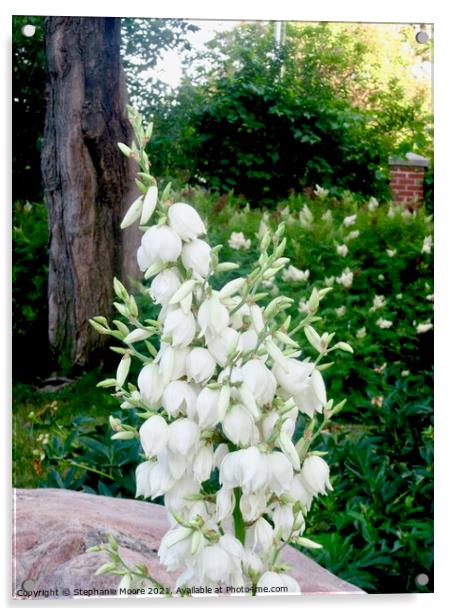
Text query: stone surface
13 488 364 600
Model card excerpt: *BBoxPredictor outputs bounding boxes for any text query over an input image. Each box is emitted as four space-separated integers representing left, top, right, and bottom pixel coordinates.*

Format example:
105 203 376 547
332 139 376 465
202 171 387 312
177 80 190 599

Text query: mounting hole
21 24 36 37
415 573 429 586
415 31 429 44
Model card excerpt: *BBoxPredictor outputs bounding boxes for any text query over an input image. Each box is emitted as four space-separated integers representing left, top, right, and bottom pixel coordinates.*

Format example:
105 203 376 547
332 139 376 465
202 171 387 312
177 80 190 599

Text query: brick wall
388 154 429 208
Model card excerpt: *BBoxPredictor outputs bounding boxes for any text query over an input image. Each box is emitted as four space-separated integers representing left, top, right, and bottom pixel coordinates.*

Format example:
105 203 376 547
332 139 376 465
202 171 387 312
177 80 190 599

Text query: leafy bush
150 22 432 205
12 201 50 378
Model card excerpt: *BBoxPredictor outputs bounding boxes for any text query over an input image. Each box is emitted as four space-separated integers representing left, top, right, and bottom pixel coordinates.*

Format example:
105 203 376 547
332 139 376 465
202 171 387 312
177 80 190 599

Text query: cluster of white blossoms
228 231 252 251
90 109 351 597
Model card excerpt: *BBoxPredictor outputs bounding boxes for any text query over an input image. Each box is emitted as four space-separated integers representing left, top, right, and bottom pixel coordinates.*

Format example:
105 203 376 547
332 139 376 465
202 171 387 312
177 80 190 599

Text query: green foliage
150 22 432 205
12 201 50 378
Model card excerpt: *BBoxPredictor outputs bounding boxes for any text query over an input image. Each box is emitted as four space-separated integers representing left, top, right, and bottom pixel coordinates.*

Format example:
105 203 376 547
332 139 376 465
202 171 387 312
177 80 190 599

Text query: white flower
356 327 367 339
314 185 329 199
220 447 269 494
193 444 214 482
139 415 169 457
241 359 277 406
368 196 379 212
195 535 244 586
251 517 274 553
267 451 294 495
163 308 196 347
208 327 240 367
162 380 198 418
346 230 360 241
168 202 206 241
167 418 200 458
159 525 202 571
138 363 165 409
196 387 221 429
135 460 153 498
335 306 346 317
378 274 385 281
386 249 397 257
272 503 294 541
150 268 182 306
342 214 357 227
300 455 333 497
298 298 309 313
324 275 335 286
426 294 434 302
186 347 216 383
336 267 353 288
290 474 314 510
336 244 348 257
216 486 235 522
198 293 229 340
376 318 393 329
181 239 212 278
228 231 251 250
321 209 333 223
422 235 433 254
369 294 386 313
256 571 300 594
239 492 267 522
416 321 433 334
273 359 326 417
282 266 310 282
145 455 175 497
222 404 255 447
157 344 189 382
139 225 182 270
261 409 296 442
299 204 314 227
401 370 410 377
164 475 201 513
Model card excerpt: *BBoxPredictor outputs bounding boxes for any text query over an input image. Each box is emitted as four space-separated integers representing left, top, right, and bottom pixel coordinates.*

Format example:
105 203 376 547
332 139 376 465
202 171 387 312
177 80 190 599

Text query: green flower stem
233 487 246 545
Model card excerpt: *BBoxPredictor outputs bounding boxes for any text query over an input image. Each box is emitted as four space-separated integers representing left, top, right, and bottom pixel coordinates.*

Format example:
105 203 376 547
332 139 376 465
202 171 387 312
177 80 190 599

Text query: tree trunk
41 17 140 372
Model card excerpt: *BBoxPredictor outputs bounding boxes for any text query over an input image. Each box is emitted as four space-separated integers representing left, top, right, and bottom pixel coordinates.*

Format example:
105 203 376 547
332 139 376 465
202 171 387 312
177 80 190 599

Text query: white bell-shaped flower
186 347 216 383
137 363 165 409
147 453 176 497
266 451 294 495
290 474 314 511
273 358 326 417
300 455 333 497
240 492 267 523
135 460 154 498
157 344 189 381
242 359 277 406
181 239 211 278
159 525 202 572
193 444 214 482
195 535 244 586
198 293 230 340
164 475 201 514
250 517 274 553
141 224 182 266
162 380 198 418
168 202 206 241
239 328 259 353
150 268 181 306
139 414 169 457
207 327 240 367
163 308 196 347
196 387 221 429
167 418 200 457
272 503 294 541
222 404 254 447
216 486 235 522
220 447 269 494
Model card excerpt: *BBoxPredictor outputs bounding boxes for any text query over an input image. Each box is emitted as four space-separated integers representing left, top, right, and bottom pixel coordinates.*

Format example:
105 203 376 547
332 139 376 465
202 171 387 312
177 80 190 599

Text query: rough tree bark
41 17 140 371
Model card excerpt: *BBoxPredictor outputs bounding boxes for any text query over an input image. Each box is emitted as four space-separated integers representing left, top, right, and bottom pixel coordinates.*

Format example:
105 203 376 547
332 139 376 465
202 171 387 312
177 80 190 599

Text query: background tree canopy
145 21 433 204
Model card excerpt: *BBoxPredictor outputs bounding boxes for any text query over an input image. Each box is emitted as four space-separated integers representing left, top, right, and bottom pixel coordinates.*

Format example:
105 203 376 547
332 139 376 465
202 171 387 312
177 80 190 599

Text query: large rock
13 488 363 599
